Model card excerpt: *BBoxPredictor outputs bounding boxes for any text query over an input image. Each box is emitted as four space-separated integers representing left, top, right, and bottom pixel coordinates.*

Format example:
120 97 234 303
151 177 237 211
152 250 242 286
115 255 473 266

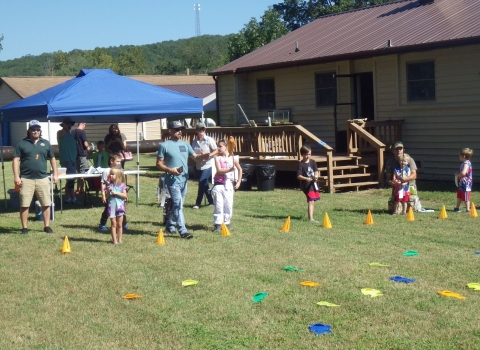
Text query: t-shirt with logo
13 137 55 179
157 140 194 185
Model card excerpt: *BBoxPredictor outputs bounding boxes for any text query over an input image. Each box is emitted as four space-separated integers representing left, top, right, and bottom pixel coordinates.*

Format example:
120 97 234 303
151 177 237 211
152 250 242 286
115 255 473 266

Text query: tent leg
1 135 7 209
136 122 140 207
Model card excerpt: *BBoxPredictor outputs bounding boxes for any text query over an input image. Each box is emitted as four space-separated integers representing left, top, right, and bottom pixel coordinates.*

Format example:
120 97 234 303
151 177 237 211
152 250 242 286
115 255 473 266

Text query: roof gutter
209 36 480 76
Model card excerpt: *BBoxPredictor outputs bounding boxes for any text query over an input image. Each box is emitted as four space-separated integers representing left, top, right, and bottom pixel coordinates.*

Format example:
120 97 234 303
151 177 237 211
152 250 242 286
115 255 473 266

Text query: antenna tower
194 3 201 37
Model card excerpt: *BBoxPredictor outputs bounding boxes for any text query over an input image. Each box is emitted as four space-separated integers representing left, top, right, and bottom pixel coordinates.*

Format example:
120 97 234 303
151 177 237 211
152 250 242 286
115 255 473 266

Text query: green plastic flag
403 250 419 256
252 292 268 303
283 266 304 272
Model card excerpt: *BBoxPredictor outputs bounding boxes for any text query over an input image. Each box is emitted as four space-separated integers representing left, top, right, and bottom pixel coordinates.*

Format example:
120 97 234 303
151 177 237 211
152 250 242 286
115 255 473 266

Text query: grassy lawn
0 154 479 349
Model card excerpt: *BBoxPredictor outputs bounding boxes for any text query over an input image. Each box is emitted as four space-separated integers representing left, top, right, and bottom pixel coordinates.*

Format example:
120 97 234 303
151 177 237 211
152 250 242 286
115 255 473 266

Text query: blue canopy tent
0 69 203 208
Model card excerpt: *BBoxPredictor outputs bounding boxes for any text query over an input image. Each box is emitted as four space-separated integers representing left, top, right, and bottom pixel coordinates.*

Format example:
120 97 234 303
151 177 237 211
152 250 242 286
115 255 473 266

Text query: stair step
332 181 379 189
317 164 368 171
319 173 372 180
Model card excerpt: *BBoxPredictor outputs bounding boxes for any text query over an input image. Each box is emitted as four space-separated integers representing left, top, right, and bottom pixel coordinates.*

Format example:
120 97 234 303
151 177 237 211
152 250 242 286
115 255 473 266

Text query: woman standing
191 122 217 209
104 124 127 168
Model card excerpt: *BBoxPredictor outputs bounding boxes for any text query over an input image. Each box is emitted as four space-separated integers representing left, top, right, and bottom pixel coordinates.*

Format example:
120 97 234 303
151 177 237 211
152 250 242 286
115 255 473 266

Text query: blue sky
0 0 277 61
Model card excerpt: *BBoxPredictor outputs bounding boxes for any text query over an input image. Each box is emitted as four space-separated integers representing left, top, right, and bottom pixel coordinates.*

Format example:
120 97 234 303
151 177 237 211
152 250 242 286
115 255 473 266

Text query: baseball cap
393 141 404 149
28 120 41 129
168 120 185 130
196 122 206 130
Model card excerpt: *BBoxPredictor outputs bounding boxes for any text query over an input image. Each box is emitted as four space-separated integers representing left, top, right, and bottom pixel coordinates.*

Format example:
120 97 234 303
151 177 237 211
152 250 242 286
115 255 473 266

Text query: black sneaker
44 226 54 234
213 224 221 232
21 228 28 235
180 232 193 239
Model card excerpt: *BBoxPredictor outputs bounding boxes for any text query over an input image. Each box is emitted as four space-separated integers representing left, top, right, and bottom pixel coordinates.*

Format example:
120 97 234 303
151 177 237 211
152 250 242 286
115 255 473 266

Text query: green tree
273 0 397 30
89 47 114 69
116 47 147 75
227 8 289 61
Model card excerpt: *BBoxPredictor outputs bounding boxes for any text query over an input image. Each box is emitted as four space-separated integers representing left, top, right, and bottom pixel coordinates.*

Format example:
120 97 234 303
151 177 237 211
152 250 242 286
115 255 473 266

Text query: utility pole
194 3 201 37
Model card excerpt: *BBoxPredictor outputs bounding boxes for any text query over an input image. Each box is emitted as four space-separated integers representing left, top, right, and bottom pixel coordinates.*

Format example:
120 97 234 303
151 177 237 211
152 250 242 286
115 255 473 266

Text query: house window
257 79 276 110
407 61 435 101
315 73 335 107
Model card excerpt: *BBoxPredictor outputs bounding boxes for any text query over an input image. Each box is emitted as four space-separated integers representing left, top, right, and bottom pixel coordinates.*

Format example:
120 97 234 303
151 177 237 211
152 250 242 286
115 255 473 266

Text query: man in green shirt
12 120 58 234
57 117 78 204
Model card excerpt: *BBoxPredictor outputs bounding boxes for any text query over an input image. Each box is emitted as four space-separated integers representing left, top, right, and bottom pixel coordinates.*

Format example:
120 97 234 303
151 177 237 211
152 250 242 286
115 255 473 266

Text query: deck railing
163 125 336 192
346 120 386 186
364 120 404 150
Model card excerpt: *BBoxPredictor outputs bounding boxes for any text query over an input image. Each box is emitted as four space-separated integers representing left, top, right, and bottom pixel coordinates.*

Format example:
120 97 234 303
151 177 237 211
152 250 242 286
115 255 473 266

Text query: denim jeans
195 167 213 206
167 181 188 234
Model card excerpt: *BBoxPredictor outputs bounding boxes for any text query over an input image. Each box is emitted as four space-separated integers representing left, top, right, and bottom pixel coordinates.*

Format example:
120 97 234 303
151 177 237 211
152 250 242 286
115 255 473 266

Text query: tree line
0 35 230 77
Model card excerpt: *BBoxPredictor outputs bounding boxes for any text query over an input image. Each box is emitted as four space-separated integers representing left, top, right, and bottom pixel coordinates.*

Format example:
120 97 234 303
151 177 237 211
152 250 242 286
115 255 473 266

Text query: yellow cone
323 213 332 229
470 202 478 218
221 223 231 236
406 207 415 221
365 210 374 225
280 216 291 232
61 236 71 253
439 205 447 219
156 229 165 246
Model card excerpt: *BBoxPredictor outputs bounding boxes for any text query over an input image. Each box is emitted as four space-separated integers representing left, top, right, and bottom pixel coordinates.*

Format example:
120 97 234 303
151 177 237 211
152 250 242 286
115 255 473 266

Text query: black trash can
239 163 255 191
255 164 276 191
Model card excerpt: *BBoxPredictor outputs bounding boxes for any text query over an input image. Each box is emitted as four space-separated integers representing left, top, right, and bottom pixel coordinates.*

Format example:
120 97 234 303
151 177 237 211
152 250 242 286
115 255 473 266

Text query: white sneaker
192 206 199 209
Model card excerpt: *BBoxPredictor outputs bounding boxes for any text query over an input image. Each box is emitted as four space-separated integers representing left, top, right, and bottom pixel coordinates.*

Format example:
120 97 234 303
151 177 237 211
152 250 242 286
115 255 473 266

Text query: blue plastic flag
390 276 416 283
309 323 332 335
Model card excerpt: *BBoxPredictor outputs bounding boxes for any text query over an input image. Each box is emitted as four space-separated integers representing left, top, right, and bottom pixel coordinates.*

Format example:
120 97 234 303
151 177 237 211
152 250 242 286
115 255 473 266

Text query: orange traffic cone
406 207 415 221
61 236 71 253
365 210 374 225
470 202 478 218
156 229 165 245
221 223 231 236
323 213 332 229
439 205 447 219
280 216 291 232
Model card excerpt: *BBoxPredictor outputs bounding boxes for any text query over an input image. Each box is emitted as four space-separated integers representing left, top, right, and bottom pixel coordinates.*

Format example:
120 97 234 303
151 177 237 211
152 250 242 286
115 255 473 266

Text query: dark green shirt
13 137 54 179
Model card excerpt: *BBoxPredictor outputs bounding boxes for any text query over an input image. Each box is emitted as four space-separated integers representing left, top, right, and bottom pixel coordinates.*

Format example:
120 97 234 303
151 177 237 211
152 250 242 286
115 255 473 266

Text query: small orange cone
439 205 447 219
61 236 71 253
221 223 231 236
280 216 291 232
156 229 165 245
406 207 415 221
365 210 374 225
323 213 332 229
470 202 478 218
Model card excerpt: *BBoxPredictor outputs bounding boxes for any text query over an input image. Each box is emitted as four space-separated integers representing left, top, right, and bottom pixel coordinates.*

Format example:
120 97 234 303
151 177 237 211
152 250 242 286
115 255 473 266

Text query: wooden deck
164 121 402 193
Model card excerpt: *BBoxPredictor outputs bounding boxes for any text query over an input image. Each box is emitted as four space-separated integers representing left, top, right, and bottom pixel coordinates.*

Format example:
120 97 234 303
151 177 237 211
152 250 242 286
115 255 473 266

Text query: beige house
210 0 480 182
0 75 214 146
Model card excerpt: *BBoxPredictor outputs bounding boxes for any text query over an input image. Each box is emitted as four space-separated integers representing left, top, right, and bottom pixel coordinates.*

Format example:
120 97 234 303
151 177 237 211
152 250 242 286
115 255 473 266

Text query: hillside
0 35 230 77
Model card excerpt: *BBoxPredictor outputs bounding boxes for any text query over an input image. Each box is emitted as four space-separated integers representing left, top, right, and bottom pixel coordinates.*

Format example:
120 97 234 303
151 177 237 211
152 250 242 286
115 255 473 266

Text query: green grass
0 154 479 349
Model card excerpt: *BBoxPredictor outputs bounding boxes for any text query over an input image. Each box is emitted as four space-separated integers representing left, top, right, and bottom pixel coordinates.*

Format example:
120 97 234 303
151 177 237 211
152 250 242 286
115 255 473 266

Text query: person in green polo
12 120 58 234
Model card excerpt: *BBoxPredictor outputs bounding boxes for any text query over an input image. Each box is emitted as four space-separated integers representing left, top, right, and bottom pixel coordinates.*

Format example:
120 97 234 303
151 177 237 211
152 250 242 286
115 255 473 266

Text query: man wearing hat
156 121 207 239
386 141 423 212
191 122 218 209
12 120 58 234
57 117 78 204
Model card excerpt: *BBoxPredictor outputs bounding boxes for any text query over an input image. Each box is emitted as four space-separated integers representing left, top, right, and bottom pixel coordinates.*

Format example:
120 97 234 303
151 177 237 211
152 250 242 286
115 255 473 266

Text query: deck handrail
162 125 336 192
346 120 386 186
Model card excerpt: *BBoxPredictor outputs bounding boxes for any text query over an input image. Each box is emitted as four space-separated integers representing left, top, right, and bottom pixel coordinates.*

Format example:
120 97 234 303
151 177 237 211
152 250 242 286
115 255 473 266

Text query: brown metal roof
211 0 480 75
1 75 214 99
159 84 215 99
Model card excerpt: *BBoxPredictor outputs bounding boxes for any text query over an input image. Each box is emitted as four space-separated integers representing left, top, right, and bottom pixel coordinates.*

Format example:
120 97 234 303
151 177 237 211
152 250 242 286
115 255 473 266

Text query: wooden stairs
315 155 379 192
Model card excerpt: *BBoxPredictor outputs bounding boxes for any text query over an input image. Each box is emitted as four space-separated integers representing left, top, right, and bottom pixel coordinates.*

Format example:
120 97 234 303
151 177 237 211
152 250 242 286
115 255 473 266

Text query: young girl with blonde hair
107 168 128 244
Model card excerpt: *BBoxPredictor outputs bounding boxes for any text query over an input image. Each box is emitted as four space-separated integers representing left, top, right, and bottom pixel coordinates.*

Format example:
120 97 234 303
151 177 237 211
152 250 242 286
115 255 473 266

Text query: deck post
326 150 334 193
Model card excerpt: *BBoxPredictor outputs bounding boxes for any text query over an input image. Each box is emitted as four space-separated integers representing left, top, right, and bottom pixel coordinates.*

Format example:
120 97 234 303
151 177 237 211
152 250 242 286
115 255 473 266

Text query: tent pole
1 133 7 209
136 122 140 206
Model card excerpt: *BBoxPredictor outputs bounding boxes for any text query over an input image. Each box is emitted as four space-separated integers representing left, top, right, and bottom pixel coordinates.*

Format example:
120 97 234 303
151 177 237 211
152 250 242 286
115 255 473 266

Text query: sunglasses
30 129 41 132
172 128 182 132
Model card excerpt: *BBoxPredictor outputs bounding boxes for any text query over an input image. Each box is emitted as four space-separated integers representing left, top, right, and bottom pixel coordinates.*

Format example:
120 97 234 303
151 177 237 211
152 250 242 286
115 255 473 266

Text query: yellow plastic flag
300 281 320 287
317 301 340 307
182 280 198 287
369 262 390 267
467 283 480 291
437 290 466 299
123 293 142 299
361 288 383 297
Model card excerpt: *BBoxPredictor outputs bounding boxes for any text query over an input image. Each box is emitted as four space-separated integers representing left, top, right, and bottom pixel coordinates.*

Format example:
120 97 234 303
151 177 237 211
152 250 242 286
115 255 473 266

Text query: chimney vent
295 41 300 52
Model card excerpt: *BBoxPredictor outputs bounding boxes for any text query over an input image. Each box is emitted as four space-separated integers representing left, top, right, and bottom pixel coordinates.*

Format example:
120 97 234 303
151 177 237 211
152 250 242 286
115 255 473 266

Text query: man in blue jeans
156 121 207 239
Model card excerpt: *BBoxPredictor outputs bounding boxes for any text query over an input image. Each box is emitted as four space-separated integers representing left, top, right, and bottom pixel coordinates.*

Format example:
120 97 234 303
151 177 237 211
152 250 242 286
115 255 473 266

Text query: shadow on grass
67 236 105 243
60 224 157 237
0 227 20 234
245 214 303 220
333 208 391 215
